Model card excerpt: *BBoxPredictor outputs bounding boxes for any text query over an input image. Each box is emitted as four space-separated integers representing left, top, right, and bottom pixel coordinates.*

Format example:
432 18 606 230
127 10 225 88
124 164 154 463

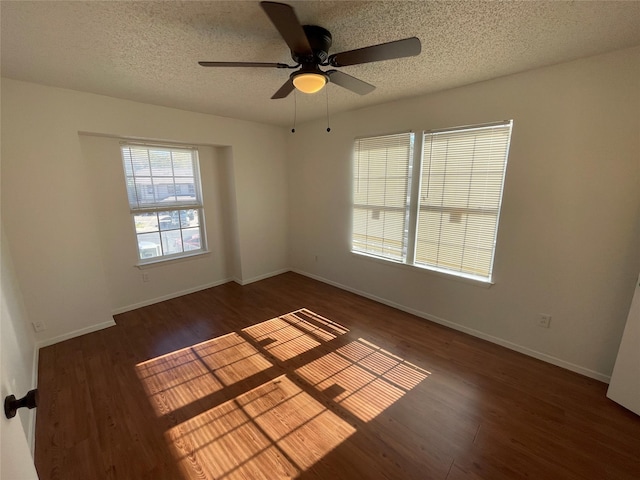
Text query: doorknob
4 389 38 419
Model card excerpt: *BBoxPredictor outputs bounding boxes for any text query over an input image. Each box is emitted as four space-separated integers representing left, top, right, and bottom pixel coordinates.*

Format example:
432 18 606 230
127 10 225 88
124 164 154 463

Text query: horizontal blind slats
121 145 202 211
416 122 512 279
352 132 413 262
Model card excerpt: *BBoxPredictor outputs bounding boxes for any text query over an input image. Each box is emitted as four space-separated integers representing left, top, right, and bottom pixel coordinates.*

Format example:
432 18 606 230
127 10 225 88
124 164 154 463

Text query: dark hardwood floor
35 272 640 479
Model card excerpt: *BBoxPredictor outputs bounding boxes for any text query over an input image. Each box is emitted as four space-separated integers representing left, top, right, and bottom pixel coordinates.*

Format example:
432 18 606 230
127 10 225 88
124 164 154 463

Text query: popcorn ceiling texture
2 1 640 126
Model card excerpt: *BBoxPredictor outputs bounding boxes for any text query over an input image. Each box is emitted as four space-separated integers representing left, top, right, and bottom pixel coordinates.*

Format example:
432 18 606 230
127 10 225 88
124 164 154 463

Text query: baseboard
292 269 611 383
36 319 117 349
111 278 233 315
235 268 291 286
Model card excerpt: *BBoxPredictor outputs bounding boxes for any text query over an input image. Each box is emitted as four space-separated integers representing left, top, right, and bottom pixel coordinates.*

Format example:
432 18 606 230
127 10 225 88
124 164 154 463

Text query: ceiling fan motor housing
293 25 332 64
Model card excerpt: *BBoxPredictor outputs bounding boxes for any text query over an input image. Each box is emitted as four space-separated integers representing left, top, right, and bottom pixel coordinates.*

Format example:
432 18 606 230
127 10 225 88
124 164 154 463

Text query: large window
352 121 512 282
121 144 206 263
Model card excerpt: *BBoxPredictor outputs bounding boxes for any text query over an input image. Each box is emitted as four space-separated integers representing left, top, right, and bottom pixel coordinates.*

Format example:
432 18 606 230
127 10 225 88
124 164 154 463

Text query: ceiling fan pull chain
291 90 297 133
325 87 331 133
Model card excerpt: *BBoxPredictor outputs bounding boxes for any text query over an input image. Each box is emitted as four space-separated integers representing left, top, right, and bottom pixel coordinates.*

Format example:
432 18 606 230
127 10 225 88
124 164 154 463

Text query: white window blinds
416 121 512 280
352 132 414 261
121 144 202 211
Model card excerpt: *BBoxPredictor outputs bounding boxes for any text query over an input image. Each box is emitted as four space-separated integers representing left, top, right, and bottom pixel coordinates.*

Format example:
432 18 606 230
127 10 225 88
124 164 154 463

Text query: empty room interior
1 1 639 479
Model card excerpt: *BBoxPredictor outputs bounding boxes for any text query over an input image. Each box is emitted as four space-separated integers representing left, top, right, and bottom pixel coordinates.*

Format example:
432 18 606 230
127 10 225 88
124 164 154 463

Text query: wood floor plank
34 272 640 479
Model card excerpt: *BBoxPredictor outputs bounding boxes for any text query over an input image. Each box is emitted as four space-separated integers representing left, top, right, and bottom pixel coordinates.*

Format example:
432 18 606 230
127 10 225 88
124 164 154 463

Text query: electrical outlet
32 321 46 333
537 313 552 328
142 273 150 283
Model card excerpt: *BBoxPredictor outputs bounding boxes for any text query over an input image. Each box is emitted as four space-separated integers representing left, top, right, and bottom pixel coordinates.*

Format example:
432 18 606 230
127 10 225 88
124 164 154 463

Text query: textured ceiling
2 1 640 127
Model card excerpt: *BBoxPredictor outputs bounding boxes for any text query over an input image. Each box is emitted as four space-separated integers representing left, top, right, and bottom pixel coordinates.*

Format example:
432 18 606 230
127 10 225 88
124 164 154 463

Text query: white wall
1 227 39 478
287 46 640 380
1 79 289 344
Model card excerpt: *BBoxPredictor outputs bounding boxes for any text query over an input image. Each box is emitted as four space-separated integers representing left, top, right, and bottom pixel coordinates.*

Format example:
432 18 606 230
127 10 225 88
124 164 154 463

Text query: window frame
351 120 513 284
120 142 208 265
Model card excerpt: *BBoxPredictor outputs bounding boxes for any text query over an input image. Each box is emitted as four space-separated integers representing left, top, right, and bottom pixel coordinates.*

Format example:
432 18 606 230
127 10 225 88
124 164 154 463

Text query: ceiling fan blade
199 61 290 68
271 78 295 99
260 1 312 56
328 37 421 67
327 70 375 95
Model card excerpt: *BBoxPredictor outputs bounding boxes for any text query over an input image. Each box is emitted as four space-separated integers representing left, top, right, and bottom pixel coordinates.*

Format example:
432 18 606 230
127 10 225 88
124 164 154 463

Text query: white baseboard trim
292 269 611 383
235 268 291 286
36 319 117 349
111 278 233 315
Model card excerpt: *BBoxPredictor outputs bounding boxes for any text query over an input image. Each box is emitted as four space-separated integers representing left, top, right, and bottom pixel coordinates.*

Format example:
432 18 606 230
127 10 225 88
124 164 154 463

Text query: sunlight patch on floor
296 338 430 422
136 332 272 415
241 309 347 361
166 375 355 479
136 308 430 479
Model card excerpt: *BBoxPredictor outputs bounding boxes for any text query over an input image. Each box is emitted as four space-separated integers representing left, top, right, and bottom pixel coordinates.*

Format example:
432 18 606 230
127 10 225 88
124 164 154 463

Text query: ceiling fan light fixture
292 72 327 94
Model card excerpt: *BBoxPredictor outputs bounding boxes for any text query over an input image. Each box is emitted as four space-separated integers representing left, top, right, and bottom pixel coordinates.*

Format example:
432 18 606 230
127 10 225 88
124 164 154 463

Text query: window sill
351 251 494 289
135 250 211 269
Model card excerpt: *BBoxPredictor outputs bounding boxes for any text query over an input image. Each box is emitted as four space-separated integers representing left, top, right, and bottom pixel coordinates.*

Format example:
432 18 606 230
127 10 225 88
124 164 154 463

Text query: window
352 121 512 282
352 133 414 261
121 144 206 263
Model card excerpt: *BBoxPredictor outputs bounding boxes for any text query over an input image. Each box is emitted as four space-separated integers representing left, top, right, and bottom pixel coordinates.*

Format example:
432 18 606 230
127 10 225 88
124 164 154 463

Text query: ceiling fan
199 1 421 99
